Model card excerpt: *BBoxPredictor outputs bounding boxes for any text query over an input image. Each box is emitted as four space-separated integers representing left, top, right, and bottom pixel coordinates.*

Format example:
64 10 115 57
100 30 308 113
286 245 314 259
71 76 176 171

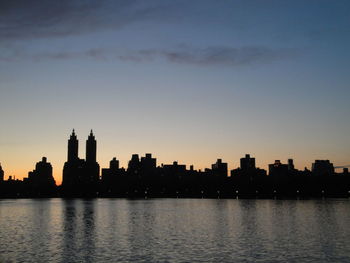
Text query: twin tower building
62 130 100 194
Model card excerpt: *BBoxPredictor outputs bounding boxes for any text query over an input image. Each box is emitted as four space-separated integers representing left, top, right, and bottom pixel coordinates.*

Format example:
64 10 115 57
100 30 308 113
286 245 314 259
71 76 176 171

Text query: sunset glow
0 0 349 185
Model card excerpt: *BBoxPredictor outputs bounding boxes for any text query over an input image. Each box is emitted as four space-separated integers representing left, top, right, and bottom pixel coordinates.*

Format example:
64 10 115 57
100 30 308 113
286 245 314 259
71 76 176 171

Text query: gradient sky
1 0 349 185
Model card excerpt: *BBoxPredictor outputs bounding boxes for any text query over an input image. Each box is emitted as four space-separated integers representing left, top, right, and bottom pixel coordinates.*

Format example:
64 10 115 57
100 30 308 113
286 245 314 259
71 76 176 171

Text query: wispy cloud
0 0 180 41
119 46 301 66
0 0 304 67
0 45 301 67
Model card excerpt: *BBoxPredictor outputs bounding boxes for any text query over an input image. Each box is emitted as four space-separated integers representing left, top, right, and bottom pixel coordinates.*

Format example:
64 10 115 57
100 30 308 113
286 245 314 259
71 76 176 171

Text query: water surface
0 198 349 263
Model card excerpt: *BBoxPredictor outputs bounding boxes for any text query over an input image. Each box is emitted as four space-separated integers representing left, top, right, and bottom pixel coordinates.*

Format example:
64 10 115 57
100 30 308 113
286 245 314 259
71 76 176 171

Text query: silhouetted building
288 159 295 170
86 130 97 163
84 130 100 184
128 154 141 175
102 157 121 181
110 157 119 170
67 129 78 162
231 154 266 177
286 159 299 176
163 161 186 176
312 160 334 176
28 157 56 194
140 153 157 175
62 130 100 195
240 154 256 171
63 129 83 188
344 168 349 175
269 160 289 176
0 163 4 181
211 159 228 177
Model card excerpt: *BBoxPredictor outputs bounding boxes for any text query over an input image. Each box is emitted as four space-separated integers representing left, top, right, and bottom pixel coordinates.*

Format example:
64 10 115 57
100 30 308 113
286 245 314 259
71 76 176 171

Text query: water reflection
61 199 77 263
0 199 350 263
61 199 96 263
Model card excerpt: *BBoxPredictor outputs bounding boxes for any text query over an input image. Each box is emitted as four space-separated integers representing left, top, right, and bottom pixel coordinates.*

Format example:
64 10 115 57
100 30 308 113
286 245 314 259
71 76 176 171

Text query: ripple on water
0 199 350 263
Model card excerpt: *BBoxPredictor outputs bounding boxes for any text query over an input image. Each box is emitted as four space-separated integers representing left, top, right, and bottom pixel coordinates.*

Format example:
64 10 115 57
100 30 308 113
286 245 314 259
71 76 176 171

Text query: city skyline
0 129 349 186
1 129 349 199
1 1 350 185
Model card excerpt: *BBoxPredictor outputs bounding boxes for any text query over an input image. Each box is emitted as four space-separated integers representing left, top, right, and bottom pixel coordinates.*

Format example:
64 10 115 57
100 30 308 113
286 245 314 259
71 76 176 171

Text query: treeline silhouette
0 130 349 198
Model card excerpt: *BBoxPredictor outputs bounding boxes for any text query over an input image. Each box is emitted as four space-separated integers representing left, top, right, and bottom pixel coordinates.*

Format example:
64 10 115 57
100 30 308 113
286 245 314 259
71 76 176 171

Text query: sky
0 0 349 185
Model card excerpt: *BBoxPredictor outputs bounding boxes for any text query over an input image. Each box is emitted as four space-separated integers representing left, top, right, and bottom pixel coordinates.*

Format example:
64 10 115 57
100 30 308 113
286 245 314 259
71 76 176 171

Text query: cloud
132 46 300 66
0 0 180 41
0 45 301 67
0 0 302 67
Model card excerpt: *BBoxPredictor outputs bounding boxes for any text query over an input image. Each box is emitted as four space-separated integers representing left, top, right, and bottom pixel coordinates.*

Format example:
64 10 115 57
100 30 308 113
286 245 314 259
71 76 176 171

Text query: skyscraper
63 129 83 189
84 130 100 185
62 130 100 196
68 129 78 162
0 163 4 181
86 130 96 163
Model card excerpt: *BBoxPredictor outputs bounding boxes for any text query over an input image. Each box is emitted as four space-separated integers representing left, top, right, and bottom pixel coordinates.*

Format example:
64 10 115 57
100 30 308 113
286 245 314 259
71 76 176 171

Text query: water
0 199 350 263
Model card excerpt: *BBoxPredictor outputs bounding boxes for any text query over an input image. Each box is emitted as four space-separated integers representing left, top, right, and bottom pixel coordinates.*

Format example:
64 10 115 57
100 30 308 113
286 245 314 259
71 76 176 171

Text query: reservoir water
0 198 349 263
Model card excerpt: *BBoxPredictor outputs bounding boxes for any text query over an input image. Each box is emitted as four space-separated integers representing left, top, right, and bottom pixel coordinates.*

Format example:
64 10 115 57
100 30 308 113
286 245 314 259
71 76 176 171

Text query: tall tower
63 129 81 190
84 130 100 186
68 129 78 162
86 130 96 163
0 163 4 181
63 130 99 196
